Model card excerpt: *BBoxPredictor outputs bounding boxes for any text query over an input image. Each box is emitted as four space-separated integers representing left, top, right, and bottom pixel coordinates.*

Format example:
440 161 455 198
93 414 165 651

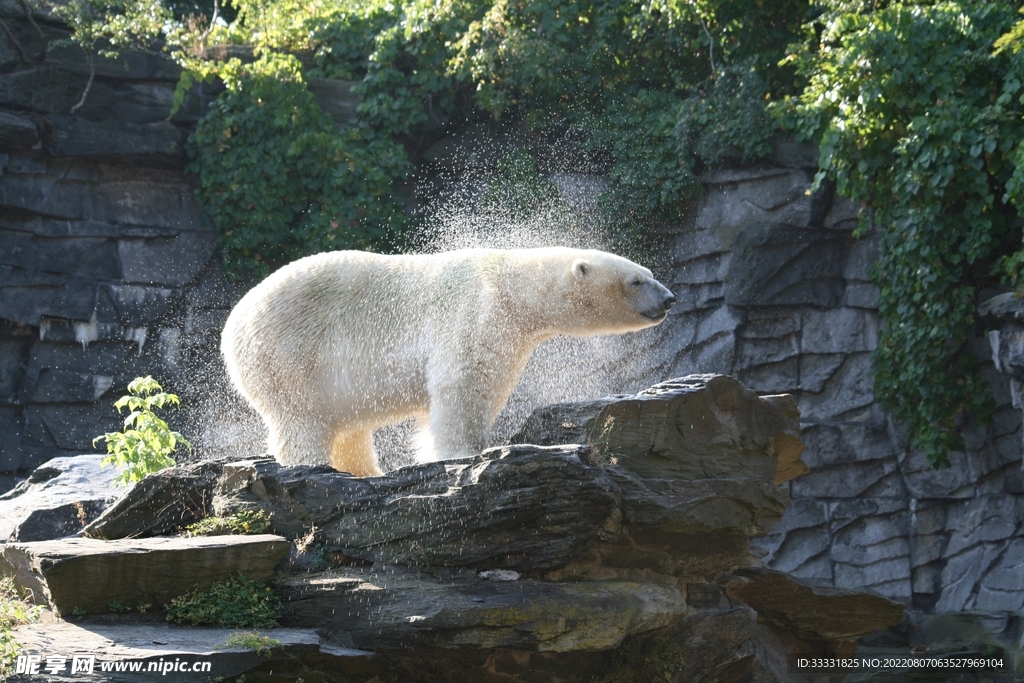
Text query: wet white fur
221 248 670 476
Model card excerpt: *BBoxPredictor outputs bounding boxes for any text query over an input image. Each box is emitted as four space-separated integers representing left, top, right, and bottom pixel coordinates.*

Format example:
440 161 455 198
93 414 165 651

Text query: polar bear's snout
638 279 677 320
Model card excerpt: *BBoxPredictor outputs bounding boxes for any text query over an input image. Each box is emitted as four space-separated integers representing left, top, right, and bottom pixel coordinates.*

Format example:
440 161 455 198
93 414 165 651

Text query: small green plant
184 510 272 537
217 631 282 656
71 606 87 618
0 576 42 677
287 526 329 572
165 574 282 628
93 376 191 486
104 599 152 614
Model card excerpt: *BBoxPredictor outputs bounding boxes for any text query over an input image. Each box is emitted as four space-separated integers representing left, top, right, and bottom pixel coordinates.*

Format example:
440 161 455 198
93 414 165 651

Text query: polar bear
221 248 675 476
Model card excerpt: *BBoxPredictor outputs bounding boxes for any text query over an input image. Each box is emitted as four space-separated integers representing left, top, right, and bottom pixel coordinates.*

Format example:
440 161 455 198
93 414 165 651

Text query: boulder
511 374 809 535
219 446 620 571
0 534 289 615
83 461 223 539
0 455 119 542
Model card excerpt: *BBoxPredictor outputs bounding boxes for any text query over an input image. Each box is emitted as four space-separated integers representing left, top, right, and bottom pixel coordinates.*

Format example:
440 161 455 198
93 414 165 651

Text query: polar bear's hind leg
266 414 332 467
330 429 380 477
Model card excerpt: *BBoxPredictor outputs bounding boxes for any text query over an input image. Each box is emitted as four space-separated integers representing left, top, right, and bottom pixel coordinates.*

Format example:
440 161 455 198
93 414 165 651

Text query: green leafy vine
785 1 1024 465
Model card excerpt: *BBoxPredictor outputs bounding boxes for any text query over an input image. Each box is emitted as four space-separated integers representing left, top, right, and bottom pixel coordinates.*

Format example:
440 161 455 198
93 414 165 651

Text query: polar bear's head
562 249 676 336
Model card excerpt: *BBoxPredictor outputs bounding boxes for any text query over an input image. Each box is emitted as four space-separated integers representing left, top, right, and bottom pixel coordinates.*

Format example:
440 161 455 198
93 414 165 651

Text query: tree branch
18 0 48 62
200 0 219 45
699 15 716 75
70 51 95 115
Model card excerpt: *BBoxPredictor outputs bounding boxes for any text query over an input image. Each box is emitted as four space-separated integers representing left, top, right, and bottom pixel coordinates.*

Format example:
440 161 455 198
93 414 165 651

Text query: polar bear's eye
630 277 644 288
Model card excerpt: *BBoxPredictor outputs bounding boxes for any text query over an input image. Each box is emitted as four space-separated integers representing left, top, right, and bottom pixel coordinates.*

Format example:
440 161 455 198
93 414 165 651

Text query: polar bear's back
221 250 490 427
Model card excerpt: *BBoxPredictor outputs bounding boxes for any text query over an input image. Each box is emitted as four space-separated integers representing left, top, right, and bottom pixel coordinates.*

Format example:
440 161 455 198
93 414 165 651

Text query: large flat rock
10 622 379 683
0 535 290 616
279 567 687 652
220 445 619 572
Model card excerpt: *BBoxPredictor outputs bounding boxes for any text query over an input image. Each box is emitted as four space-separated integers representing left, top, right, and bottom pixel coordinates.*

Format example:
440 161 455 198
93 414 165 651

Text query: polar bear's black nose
662 294 676 310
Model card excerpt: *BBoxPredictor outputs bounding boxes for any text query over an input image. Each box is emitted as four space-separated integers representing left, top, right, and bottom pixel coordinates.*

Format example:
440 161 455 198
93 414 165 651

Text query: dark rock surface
0 7 232 480
0 454 118 541
15 375 906 682
513 374 808 536
215 446 618 571
279 567 687 652
83 461 223 540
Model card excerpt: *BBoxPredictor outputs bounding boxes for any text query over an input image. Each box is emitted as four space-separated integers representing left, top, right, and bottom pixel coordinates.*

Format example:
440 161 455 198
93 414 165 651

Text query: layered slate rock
279 567 686 652
0 535 289 615
4 375 909 682
11 622 379 683
83 461 224 540
512 374 808 535
89 446 619 571
226 447 617 571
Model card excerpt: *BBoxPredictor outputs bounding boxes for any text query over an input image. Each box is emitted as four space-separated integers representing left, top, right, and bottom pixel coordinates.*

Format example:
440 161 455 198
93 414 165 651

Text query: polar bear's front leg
427 379 496 461
329 429 381 477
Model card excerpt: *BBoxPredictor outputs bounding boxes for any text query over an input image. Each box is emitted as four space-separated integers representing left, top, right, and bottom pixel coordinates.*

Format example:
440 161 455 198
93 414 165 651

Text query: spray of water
372 142 674 469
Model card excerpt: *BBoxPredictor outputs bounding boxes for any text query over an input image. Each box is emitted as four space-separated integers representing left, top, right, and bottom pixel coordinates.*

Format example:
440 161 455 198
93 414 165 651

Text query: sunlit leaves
787 0 1024 466
93 376 191 486
53 0 170 55
176 0 806 269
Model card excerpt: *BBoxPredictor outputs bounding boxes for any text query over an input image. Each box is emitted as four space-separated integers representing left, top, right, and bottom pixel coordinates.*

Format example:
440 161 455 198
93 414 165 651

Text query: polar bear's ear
572 259 590 280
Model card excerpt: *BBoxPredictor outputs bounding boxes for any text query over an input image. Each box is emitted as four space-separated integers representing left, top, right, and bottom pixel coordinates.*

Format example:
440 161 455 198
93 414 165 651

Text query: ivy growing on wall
171 0 805 273
185 53 409 276
786 1 1024 466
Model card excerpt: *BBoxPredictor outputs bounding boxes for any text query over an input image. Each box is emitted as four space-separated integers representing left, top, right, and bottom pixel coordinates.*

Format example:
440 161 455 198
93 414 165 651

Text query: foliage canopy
168 0 807 273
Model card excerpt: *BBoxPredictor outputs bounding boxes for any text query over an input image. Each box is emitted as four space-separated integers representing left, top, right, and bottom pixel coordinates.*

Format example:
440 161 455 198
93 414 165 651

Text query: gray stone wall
643 161 1024 632
0 2 242 487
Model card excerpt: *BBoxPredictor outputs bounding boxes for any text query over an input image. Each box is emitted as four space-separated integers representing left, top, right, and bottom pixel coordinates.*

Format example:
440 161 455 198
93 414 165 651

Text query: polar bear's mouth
641 310 668 321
